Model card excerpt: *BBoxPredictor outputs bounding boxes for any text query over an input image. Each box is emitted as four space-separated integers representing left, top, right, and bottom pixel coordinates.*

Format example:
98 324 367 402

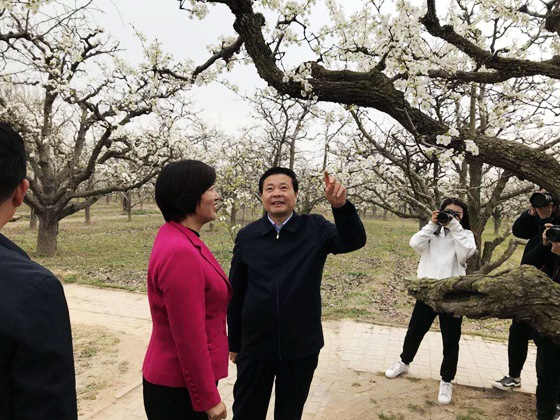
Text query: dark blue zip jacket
0 234 77 419
227 201 366 361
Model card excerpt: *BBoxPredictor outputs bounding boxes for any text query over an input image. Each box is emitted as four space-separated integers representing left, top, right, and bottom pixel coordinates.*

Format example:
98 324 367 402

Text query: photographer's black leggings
400 300 462 382
507 319 533 378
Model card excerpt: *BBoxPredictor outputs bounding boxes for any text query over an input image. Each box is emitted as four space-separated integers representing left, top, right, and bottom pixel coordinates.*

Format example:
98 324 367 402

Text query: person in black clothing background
492 189 560 391
227 168 366 420
0 122 77 419
523 223 560 420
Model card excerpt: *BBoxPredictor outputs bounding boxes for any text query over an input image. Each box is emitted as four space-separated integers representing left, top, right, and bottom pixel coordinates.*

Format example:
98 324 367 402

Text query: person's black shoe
491 375 521 391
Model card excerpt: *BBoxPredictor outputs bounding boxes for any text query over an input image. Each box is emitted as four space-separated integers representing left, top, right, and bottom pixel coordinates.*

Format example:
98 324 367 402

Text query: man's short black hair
155 159 216 223
0 122 26 203
258 167 299 194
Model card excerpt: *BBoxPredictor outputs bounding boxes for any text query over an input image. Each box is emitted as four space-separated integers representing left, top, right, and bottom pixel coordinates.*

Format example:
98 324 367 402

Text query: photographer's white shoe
438 380 452 404
385 361 409 379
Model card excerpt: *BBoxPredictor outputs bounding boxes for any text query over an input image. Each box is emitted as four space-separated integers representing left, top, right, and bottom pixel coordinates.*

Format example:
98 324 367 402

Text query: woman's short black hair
440 197 471 230
155 160 216 223
258 167 299 194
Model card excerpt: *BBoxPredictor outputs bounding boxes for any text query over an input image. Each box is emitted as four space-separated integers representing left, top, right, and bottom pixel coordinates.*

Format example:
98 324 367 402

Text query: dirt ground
73 325 146 418
322 368 535 420
75 323 536 420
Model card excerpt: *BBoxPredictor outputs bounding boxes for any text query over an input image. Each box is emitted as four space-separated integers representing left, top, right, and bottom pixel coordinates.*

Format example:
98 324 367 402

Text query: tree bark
230 200 237 226
493 210 502 236
219 0 560 195
37 213 59 257
404 265 560 343
29 207 37 230
85 205 91 225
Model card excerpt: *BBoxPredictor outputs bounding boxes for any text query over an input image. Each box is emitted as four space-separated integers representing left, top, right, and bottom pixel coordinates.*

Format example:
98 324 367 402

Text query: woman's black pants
143 377 208 420
400 300 462 382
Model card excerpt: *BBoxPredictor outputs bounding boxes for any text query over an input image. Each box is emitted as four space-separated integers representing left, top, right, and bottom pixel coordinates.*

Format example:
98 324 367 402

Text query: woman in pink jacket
142 160 231 420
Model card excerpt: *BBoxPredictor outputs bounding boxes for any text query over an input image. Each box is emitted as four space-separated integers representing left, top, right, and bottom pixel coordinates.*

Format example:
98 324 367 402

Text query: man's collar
267 212 294 228
259 211 300 235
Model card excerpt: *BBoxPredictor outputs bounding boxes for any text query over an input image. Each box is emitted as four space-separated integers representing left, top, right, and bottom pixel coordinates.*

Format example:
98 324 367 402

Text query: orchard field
5 199 523 340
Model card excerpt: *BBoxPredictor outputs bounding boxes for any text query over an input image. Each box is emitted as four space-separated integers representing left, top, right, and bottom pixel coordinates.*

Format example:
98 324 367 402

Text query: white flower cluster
464 139 479 156
436 134 452 146
282 62 314 97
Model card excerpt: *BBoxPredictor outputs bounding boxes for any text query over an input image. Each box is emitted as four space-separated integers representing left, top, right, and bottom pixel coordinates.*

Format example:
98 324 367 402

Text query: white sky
93 0 266 134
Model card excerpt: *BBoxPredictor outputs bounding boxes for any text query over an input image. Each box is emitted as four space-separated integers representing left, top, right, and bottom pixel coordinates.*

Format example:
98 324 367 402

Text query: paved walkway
65 284 537 420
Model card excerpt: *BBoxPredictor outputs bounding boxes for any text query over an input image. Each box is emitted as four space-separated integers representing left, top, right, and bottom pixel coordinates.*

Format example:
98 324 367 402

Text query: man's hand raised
324 171 347 208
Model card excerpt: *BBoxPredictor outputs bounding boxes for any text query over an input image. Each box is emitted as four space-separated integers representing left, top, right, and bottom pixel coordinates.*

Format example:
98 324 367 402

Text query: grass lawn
4 200 523 341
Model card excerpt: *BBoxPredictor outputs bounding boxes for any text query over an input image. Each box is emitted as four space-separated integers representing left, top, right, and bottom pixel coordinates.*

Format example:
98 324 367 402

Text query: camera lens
437 212 452 224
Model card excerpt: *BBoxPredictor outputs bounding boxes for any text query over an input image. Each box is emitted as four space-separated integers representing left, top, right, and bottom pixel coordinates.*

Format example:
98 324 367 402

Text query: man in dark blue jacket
0 122 77 419
227 167 366 420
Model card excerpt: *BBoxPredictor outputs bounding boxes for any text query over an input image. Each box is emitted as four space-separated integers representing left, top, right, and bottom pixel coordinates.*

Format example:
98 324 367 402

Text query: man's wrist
332 201 353 214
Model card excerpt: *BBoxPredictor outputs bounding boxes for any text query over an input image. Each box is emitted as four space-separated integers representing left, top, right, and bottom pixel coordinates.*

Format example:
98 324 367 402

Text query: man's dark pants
533 332 560 420
232 351 319 420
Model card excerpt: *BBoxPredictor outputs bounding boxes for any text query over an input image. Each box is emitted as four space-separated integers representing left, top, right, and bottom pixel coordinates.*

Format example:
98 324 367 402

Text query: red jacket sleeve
158 245 221 412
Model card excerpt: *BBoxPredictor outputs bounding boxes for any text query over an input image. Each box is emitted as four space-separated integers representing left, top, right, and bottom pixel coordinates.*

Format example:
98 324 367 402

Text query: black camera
546 225 560 242
437 209 458 224
530 191 553 208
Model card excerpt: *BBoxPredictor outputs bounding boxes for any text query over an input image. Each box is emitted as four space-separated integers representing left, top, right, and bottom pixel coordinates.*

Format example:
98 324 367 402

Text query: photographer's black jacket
524 242 560 284
512 210 559 265
227 202 366 361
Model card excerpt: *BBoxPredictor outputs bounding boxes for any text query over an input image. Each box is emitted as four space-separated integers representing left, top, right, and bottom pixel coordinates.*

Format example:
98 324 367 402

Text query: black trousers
400 300 462 382
507 319 533 378
143 377 207 420
533 332 560 420
232 351 319 420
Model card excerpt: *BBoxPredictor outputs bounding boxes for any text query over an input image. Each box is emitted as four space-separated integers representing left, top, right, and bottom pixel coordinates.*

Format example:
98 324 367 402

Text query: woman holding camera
523 224 560 420
385 197 476 405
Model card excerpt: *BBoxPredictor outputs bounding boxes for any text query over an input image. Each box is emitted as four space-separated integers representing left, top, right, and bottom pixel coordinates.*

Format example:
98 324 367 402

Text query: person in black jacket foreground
492 190 560 391
227 167 366 420
523 223 560 420
0 122 77 419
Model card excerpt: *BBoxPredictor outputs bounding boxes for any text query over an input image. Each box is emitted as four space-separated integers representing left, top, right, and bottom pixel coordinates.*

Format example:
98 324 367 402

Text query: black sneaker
491 375 521 390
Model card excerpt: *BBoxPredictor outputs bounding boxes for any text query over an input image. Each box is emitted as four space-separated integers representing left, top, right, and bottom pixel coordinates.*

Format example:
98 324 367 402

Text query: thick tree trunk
122 191 132 221
85 205 91 225
404 265 560 343
37 214 59 257
493 209 502 236
230 200 237 226
29 207 37 230
122 192 130 214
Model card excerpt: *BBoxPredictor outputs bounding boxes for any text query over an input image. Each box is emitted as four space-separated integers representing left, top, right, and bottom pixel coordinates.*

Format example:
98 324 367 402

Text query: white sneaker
385 361 409 379
438 380 452 404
